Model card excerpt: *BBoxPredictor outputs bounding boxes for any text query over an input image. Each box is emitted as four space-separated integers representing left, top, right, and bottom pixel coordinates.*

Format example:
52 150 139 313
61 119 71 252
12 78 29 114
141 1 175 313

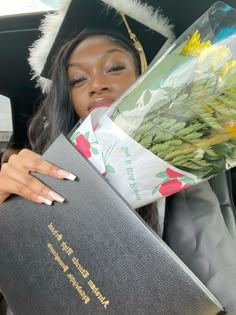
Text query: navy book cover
0 135 223 315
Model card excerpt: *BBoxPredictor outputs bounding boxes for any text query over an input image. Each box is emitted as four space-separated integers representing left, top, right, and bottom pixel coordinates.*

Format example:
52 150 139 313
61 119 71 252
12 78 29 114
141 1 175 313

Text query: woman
0 0 235 313
0 0 232 238
0 32 163 231
0 0 174 233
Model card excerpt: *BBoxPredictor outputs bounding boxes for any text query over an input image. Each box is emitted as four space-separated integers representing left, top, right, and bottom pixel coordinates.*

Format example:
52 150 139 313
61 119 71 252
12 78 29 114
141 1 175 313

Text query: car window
0 95 12 151
0 0 58 16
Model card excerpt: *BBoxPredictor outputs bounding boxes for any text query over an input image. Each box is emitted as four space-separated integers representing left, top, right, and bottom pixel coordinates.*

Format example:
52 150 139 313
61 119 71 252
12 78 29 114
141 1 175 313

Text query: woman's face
67 36 138 120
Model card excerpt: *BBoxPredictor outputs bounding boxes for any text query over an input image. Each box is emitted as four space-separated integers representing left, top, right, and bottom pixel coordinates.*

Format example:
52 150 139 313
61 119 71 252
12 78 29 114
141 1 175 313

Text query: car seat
164 172 236 315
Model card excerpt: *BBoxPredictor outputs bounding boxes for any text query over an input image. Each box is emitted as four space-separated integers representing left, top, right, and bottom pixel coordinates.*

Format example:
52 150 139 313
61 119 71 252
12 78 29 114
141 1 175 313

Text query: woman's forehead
69 35 132 61
74 35 129 52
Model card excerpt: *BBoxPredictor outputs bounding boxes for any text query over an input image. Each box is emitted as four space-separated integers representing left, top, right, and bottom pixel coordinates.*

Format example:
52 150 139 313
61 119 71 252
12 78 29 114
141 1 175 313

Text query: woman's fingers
0 163 65 205
11 149 76 180
0 192 11 205
0 148 77 205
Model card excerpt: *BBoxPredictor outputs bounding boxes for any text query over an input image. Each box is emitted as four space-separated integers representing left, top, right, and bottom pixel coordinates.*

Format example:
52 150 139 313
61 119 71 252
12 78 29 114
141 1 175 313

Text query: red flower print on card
165 168 184 178
152 167 195 196
75 134 91 158
158 179 191 196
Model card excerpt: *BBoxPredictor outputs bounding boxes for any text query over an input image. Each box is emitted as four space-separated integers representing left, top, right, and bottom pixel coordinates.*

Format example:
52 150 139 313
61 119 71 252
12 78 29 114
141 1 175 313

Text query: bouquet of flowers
70 1 236 208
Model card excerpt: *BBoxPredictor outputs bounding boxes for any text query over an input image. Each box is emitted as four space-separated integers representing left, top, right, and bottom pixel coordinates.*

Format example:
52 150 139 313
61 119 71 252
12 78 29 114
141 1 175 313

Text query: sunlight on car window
0 95 12 151
0 0 58 16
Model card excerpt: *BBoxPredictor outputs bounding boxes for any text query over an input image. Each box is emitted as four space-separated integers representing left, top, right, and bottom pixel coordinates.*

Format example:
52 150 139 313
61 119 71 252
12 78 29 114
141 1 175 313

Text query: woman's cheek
122 73 138 89
71 91 87 118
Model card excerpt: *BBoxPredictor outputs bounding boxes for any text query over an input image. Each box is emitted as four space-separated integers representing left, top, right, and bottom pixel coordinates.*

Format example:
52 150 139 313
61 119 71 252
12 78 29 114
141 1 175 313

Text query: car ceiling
0 0 236 146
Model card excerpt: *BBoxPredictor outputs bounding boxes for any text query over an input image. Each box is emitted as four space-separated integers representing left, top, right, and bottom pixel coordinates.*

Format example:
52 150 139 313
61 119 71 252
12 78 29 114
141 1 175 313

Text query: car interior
0 0 235 314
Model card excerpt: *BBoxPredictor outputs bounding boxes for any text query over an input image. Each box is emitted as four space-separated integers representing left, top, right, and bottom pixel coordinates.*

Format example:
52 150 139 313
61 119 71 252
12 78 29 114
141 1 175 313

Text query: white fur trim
28 0 175 93
28 0 71 93
102 0 174 41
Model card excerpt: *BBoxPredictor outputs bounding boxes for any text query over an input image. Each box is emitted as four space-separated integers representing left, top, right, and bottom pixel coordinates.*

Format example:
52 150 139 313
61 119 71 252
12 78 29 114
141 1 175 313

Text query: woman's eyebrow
68 48 126 68
103 48 125 57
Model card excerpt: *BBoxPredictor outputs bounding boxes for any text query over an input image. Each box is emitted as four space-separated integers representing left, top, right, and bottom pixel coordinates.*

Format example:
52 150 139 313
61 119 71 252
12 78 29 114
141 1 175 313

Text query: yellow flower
220 59 236 77
224 119 236 136
181 30 211 56
201 103 213 113
198 45 231 68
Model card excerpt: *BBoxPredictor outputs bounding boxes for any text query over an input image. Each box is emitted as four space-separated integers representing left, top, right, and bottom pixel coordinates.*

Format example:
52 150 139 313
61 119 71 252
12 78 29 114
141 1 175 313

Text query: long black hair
28 37 79 154
29 34 140 153
28 34 160 234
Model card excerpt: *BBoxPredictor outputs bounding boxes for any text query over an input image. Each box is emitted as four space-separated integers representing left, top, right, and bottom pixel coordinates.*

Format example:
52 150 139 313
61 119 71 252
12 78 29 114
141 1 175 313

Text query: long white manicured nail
48 191 65 203
57 169 76 181
38 196 53 205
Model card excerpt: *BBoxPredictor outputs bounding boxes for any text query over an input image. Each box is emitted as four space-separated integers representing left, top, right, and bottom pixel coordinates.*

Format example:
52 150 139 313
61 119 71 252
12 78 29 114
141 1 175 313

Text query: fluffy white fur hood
28 0 175 93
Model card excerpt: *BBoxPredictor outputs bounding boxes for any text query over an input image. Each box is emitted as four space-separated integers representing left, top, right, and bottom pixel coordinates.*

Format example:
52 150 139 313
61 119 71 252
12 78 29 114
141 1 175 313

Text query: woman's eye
69 76 87 87
107 64 126 73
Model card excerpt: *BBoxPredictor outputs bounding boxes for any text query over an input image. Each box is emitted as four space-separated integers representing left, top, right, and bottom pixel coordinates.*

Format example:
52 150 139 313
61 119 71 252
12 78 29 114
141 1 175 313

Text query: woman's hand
0 149 76 205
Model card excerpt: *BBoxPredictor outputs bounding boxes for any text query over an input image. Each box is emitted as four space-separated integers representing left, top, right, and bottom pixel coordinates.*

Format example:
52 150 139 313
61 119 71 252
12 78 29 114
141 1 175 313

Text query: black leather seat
209 171 236 238
164 171 236 315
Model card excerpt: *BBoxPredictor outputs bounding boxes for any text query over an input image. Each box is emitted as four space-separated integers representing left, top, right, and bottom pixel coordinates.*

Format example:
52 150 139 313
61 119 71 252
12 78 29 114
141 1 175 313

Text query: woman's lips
88 97 115 112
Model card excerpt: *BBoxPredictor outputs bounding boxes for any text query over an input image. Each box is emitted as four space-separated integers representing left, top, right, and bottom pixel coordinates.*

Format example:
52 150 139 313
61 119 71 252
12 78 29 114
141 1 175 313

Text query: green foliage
229 148 236 160
111 44 236 179
139 135 153 148
153 131 173 143
130 82 236 178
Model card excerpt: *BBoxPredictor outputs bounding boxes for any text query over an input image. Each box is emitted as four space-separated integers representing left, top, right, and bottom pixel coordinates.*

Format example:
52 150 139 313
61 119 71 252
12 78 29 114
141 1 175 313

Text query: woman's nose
88 76 111 96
